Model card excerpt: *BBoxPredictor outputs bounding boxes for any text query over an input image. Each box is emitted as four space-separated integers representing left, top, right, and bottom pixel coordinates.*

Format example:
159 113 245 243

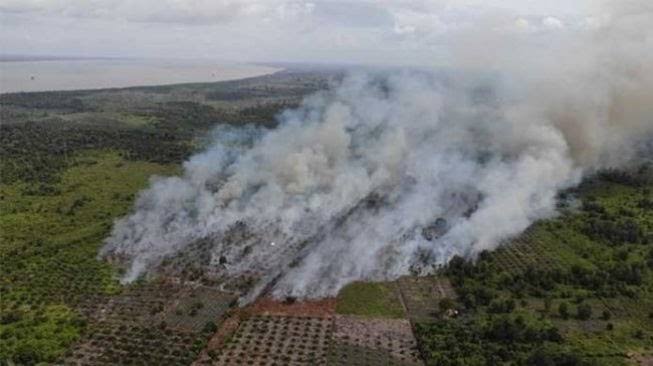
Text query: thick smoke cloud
101 1 653 301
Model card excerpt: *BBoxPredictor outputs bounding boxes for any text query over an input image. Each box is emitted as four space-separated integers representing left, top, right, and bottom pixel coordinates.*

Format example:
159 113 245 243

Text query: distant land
0 54 120 62
0 57 281 93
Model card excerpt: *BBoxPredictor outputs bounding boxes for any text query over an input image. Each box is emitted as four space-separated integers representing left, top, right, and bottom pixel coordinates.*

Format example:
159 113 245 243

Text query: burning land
2 3 653 365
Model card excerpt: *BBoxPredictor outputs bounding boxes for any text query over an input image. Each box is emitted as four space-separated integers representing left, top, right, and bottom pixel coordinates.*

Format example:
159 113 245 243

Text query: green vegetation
0 151 177 363
415 314 577 366
0 305 82 364
0 71 326 364
336 281 406 318
416 168 653 365
0 70 323 185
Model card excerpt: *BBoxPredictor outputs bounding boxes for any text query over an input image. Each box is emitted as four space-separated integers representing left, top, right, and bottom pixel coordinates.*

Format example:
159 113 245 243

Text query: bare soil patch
247 297 336 317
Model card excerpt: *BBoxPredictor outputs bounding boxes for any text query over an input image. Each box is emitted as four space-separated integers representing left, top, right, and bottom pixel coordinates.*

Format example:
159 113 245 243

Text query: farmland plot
204 315 333 365
196 295 423 366
396 276 455 322
64 281 234 365
328 315 422 366
488 228 566 275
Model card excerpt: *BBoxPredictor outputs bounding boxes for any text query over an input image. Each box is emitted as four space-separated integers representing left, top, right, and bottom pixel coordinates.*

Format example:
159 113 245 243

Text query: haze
1 0 599 66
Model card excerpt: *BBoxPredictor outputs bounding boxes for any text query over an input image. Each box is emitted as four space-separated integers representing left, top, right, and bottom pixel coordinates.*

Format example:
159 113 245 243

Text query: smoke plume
101 1 653 300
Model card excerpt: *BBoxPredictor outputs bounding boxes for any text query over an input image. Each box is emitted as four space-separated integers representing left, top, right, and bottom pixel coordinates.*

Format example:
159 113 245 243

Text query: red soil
246 297 337 317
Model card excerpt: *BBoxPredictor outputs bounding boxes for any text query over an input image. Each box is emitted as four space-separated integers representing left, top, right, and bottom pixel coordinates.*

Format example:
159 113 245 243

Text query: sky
0 0 603 65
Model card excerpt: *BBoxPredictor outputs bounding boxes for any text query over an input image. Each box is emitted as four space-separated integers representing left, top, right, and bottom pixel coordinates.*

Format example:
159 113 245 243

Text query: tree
203 321 218 333
505 299 517 313
527 345 588 366
439 297 455 313
543 297 552 313
558 302 570 320
576 304 592 320
601 310 611 321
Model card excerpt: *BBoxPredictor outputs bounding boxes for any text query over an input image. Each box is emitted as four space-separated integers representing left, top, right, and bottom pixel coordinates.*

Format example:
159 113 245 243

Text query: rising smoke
101 1 653 301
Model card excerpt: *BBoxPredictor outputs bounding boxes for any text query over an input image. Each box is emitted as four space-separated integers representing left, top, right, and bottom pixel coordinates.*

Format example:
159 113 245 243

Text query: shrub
576 304 592 320
558 302 570 320
527 345 590 366
203 321 218 333
438 297 455 313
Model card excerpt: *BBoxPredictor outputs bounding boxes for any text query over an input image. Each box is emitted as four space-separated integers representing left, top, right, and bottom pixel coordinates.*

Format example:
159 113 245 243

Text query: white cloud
0 0 605 63
542 16 564 29
514 17 530 30
392 9 447 38
0 0 289 24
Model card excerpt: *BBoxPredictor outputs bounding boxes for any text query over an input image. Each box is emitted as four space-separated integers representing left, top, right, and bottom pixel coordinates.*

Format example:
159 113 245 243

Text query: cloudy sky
0 0 603 65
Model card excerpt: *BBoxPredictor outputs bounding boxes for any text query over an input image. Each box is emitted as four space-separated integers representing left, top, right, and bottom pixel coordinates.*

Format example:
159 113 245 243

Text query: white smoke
101 1 653 300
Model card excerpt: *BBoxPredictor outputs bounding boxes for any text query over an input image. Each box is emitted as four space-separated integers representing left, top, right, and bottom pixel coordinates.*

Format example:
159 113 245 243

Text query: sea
0 58 281 94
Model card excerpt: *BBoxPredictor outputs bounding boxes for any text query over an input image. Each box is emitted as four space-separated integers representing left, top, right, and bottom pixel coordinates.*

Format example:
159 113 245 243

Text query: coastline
0 59 283 94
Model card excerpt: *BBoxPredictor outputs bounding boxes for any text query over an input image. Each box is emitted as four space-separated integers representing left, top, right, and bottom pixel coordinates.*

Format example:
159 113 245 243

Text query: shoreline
0 59 283 94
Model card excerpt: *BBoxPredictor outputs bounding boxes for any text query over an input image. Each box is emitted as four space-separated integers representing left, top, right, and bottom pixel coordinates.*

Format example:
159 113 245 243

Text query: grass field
335 281 406 319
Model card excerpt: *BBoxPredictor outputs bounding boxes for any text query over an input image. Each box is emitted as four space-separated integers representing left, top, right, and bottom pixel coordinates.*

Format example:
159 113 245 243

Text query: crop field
328 315 422 366
195 296 422 366
335 282 405 319
65 323 201 365
0 151 178 363
196 297 336 365
209 315 332 365
489 227 569 275
64 281 233 365
396 276 456 322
